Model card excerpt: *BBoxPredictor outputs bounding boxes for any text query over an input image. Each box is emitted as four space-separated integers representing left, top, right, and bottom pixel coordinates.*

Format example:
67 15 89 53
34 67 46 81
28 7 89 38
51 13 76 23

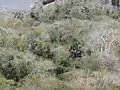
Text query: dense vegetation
1 0 120 90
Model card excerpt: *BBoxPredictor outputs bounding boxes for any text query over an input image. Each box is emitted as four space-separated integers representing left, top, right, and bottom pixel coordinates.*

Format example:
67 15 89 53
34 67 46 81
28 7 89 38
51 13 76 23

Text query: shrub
102 84 120 90
49 3 102 21
68 39 85 59
0 54 33 81
48 21 76 44
30 40 54 58
0 77 15 85
11 36 28 52
54 54 71 75
110 12 119 19
43 1 101 21
0 36 7 47
68 38 92 59
71 6 94 20
0 35 29 52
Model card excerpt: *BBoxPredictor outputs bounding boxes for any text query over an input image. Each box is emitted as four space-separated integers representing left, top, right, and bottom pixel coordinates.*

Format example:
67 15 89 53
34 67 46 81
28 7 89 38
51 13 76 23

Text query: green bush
110 13 119 19
54 54 71 75
34 41 54 58
101 84 120 90
48 21 76 44
43 2 73 22
0 55 32 81
106 11 120 20
11 36 28 52
46 3 103 21
0 34 8 47
69 39 85 59
0 35 29 52
0 77 15 85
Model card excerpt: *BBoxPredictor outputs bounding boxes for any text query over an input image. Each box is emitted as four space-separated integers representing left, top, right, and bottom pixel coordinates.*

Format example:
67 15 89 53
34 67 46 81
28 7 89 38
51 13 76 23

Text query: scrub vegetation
0 0 120 90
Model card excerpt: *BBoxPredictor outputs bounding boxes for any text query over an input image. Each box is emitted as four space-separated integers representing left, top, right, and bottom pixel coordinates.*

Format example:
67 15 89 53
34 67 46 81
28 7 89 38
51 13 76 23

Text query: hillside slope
0 1 120 90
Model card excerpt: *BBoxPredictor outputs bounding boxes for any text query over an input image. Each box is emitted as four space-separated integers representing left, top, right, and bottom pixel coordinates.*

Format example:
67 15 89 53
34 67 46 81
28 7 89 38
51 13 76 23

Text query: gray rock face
111 0 120 6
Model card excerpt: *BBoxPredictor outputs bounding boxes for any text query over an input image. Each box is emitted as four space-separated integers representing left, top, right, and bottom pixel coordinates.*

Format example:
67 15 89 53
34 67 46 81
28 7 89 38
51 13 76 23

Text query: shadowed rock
43 0 55 5
111 0 120 11
103 0 120 11
111 0 120 6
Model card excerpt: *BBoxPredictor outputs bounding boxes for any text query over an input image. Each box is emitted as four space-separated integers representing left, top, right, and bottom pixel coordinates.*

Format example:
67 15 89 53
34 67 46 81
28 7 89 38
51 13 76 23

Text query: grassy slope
0 1 120 90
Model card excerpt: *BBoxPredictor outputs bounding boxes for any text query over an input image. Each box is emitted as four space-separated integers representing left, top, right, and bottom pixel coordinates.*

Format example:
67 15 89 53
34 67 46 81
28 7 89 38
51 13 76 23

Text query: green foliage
71 6 94 20
102 84 120 90
1 1 120 90
42 2 103 22
11 36 28 52
48 21 77 44
34 41 54 58
0 77 15 85
0 54 32 81
69 39 85 59
48 24 69 43
106 11 120 20
0 36 7 47
110 12 119 19
0 35 28 52
54 54 71 75
110 85 120 90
